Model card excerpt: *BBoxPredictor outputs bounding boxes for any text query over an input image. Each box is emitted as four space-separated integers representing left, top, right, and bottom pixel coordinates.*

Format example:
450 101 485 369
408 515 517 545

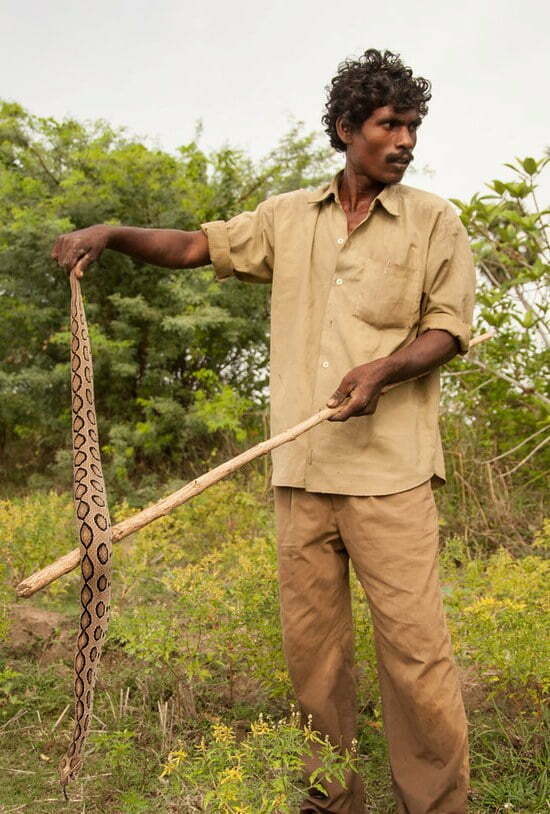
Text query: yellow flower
250 713 272 737
212 723 236 744
502 600 526 611
159 747 187 777
464 597 498 613
220 766 244 784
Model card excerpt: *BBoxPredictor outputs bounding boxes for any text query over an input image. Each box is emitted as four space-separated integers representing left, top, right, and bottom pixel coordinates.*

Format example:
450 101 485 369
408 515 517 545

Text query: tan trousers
274 482 468 814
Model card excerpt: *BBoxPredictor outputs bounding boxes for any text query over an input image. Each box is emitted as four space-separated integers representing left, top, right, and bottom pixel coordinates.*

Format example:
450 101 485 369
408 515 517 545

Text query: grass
1 482 548 812
1 662 547 812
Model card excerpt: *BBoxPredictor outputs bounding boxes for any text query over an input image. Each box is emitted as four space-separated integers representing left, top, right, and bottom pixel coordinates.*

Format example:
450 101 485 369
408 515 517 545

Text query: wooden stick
15 330 493 598
466 331 494 348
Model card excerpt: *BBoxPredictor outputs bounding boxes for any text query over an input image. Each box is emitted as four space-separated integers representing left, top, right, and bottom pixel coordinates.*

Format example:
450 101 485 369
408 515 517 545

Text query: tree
440 156 549 548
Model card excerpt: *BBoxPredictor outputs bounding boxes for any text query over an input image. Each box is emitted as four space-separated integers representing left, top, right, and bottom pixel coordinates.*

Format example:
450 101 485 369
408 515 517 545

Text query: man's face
338 105 421 185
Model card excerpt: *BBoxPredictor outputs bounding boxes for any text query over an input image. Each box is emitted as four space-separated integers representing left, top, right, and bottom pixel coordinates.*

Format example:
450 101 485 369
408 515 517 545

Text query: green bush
0 491 74 591
0 490 77 640
159 711 357 813
110 529 288 708
442 538 549 702
112 475 272 600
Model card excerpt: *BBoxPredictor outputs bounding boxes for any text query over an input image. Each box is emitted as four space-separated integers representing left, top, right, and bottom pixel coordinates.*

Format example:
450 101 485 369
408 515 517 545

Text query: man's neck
339 165 385 214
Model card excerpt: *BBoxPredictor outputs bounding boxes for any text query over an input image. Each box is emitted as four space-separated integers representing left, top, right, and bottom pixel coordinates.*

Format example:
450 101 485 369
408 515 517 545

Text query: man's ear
335 115 353 146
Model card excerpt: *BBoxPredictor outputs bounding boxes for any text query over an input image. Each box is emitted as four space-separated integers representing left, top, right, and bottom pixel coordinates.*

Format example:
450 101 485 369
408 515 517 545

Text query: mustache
386 152 414 164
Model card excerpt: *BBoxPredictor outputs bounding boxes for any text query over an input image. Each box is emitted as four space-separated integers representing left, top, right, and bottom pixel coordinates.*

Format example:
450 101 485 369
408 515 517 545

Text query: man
52 49 475 814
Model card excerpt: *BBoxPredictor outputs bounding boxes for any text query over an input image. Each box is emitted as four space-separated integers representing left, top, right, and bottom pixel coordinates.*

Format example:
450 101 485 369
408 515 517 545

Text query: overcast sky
3 0 549 203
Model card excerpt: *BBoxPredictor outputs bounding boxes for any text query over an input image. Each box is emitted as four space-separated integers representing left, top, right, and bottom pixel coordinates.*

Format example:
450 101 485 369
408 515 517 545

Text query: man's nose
395 126 414 150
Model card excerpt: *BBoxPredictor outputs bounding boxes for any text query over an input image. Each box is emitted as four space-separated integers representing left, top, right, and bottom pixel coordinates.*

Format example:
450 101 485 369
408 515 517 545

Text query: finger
72 254 91 279
328 406 357 422
327 380 354 408
62 254 75 273
69 245 88 270
58 239 75 272
330 386 382 421
328 395 365 422
64 246 90 274
53 236 66 265
345 394 381 419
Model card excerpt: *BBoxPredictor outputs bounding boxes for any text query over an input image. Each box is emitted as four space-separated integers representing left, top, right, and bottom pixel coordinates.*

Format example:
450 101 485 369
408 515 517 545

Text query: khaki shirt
201 172 475 495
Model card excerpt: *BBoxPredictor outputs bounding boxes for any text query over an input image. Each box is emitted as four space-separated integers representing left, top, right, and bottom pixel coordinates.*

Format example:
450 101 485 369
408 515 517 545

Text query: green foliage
0 490 74 663
190 369 254 443
90 728 137 769
0 666 24 712
533 516 550 550
469 706 549 812
442 538 549 702
0 586 8 640
112 476 272 589
0 490 75 595
159 712 357 813
439 156 549 548
0 660 71 723
111 528 288 705
448 153 548 425
350 574 380 707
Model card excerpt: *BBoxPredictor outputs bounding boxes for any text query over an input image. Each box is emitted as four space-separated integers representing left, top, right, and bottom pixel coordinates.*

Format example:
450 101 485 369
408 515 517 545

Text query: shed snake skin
59 271 112 795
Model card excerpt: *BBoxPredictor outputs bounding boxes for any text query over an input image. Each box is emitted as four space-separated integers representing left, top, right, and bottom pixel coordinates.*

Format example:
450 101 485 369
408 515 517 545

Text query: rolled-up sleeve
418 206 476 354
201 198 275 284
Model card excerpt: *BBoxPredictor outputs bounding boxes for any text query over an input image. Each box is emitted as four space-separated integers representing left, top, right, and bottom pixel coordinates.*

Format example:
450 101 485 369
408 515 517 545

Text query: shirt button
322 361 329 368
336 238 344 245
335 278 343 285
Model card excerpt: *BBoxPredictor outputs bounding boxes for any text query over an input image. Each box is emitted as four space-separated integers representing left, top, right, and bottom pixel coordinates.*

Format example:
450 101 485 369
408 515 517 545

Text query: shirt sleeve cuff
201 220 234 280
418 313 471 355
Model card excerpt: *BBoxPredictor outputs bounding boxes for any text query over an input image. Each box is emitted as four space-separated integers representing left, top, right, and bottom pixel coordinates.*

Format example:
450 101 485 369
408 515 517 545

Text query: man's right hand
52 225 111 277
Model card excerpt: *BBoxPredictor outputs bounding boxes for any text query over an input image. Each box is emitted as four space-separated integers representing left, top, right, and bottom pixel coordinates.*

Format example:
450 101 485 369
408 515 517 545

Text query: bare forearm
377 329 458 388
107 226 208 269
52 224 210 274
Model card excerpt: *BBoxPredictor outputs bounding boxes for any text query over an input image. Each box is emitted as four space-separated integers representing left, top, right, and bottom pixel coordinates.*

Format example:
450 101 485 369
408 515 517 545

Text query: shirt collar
306 171 401 217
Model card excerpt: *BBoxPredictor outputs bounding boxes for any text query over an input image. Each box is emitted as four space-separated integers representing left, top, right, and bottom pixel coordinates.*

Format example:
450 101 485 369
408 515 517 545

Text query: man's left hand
326 330 460 422
327 360 388 421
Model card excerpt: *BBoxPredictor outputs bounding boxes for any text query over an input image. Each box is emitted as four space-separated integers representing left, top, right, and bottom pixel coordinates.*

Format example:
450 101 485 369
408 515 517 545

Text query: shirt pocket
352 257 423 329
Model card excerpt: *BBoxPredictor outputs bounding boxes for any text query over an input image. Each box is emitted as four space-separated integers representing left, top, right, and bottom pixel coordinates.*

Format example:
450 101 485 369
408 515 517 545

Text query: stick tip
15 581 33 598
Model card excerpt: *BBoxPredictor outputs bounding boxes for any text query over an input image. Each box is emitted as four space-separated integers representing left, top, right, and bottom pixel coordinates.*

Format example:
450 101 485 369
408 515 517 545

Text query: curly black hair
322 49 432 152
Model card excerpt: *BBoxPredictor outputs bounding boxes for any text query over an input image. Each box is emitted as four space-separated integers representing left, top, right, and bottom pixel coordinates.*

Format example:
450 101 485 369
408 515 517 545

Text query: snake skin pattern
59 273 112 793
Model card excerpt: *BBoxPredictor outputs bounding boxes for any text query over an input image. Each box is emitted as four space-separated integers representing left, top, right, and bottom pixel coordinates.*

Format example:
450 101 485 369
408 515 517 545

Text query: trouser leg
336 482 469 814
274 487 365 814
